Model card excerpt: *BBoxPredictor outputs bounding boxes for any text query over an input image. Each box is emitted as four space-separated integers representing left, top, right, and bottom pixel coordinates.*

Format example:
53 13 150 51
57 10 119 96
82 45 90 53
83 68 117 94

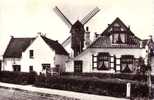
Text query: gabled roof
3 37 35 58
3 35 69 58
89 17 141 49
101 17 133 36
41 36 68 55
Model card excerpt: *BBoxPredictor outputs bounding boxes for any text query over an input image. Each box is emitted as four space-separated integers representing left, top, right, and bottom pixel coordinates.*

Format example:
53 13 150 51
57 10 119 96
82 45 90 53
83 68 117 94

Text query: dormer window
112 33 125 44
29 50 34 59
110 23 127 44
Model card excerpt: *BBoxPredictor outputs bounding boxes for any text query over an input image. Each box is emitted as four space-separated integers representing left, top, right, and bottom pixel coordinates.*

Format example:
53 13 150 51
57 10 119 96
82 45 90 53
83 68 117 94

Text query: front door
12 65 21 72
74 60 83 73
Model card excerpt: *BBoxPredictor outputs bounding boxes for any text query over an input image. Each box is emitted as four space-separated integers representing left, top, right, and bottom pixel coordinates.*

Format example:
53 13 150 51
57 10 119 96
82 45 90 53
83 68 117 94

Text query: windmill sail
81 7 100 25
53 6 72 28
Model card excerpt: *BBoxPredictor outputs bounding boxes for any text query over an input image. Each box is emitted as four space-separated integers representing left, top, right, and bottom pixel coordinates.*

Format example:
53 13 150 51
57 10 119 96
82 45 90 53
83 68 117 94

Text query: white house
2 34 68 74
65 17 154 74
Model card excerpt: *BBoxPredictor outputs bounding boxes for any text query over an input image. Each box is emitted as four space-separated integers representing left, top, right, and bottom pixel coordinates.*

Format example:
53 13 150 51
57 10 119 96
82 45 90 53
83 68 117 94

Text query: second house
2 34 69 74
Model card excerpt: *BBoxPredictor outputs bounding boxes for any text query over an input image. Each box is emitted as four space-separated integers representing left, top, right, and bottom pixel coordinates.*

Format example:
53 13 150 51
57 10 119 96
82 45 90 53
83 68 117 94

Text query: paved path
0 82 128 100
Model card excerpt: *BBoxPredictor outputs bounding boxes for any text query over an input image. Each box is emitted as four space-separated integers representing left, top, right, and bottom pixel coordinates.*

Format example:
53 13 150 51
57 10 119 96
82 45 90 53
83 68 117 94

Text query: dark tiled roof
142 39 148 48
3 37 35 58
41 36 68 55
89 36 141 48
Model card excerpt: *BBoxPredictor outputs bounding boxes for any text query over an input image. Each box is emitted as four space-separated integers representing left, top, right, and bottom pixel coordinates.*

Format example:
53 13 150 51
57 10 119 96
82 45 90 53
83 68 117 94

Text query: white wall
65 60 74 72
66 48 147 73
2 58 21 71
55 54 68 72
21 35 56 74
2 35 68 74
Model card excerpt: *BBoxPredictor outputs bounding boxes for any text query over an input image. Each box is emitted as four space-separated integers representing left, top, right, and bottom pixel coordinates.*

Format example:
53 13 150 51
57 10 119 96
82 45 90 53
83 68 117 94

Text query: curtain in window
97 52 110 70
120 55 134 73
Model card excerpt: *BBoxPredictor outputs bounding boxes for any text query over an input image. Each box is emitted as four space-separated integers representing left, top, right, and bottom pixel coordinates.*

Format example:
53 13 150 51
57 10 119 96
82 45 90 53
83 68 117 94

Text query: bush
28 71 37 84
35 75 149 98
0 71 37 85
35 75 126 97
61 72 148 82
151 75 154 84
131 83 149 97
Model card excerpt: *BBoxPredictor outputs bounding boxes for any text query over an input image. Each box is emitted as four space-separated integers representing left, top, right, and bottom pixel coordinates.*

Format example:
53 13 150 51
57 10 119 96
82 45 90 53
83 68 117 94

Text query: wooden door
74 60 83 73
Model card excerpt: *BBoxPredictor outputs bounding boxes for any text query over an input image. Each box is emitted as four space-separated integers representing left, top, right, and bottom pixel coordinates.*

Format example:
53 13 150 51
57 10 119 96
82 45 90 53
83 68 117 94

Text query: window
42 64 51 75
97 52 110 70
112 34 125 44
29 66 33 72
120 55 134 73
111 24 126 44
74 60 82 73
29 50 34 58
13 65 21 72
42 64 50 70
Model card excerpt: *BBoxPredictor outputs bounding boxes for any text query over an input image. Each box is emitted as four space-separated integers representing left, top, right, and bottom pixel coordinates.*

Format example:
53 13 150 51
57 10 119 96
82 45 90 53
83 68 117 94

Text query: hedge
151 75 154 84
0 71 37 85
61 72 148 82
0 71 149 98
34 75 149 98
131 83 149 97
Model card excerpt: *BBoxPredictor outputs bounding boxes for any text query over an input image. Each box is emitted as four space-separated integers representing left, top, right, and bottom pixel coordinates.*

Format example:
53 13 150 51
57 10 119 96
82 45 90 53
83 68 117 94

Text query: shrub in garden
35 75 126 97
131 83 149 97
35 74 149 98
61 72 148 82
0 71 37 85
28 71 37 84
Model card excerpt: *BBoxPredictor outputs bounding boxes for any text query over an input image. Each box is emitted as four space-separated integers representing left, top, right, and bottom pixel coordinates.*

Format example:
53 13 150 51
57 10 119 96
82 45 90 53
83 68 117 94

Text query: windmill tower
54 6 100 57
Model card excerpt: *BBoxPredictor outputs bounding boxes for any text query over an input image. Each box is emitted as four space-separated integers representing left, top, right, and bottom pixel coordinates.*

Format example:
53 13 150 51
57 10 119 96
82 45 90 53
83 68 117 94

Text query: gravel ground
0 87 79 100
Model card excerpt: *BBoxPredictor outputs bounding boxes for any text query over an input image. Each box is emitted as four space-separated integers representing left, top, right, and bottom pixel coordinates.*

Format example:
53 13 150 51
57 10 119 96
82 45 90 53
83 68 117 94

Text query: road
0 87 78 100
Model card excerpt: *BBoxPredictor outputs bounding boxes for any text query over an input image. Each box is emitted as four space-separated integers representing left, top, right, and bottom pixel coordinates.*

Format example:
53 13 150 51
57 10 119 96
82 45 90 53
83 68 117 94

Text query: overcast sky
0 0 153 56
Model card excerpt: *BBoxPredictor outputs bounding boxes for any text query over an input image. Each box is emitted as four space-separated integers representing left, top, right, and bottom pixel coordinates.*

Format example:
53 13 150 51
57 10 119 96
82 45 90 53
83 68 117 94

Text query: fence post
126 82 131 98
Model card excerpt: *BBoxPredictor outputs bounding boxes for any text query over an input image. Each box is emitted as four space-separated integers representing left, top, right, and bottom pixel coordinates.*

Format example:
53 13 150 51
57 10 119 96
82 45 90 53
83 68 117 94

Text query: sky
0 0 153 56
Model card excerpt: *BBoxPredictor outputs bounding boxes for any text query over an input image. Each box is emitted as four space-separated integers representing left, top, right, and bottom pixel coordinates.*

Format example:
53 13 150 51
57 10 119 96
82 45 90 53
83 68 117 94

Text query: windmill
53 6 100 57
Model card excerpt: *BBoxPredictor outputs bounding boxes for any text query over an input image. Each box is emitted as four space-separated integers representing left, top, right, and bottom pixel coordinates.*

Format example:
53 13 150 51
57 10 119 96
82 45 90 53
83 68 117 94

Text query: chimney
93 32 99 40
148 35 153 48
140 41 143 48
43 33 46 37
127 25 130 31
84 26 91 49
150 35 152 40
10 35 14 38
37 32 42 36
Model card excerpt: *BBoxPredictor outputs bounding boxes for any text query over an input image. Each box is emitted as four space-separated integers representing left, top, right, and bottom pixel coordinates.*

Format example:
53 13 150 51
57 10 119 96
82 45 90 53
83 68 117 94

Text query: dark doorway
13 65 21 72
74 60 83 73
